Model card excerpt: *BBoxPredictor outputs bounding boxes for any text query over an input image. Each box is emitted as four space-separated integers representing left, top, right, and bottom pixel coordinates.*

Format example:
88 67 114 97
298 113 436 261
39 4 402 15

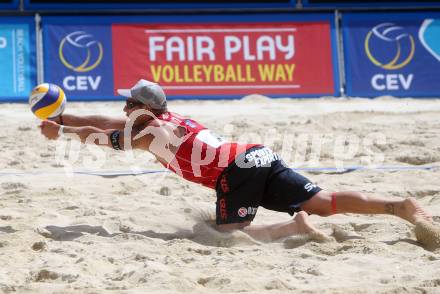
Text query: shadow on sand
38 221 259 248
39 225 194 242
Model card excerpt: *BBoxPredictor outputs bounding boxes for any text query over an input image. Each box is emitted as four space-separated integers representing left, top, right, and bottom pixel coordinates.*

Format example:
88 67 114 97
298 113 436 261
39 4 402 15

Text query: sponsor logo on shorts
245 147 280 168
219 198 227 220
238 207 248 217
304 182 317 192
238 206 258 218
220 174 229 193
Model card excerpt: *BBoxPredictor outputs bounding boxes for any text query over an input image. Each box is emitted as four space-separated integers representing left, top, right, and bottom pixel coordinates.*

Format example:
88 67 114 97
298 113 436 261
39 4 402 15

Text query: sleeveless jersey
156 112 258 189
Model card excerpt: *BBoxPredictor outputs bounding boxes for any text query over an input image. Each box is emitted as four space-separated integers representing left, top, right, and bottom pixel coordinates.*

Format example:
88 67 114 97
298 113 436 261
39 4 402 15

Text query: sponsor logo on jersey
184 119 196 128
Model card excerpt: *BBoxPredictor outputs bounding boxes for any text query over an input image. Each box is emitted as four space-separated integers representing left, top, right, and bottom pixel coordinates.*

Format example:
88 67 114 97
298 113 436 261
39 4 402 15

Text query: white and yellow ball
29 83 66 120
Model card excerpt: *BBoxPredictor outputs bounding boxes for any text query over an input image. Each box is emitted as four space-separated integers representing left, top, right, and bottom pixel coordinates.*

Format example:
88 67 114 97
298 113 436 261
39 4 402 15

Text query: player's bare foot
396 197 433 224
292 211 329 241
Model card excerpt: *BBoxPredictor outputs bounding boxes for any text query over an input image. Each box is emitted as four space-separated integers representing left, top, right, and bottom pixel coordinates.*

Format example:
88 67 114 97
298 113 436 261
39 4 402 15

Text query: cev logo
0 36 7 49
364 23 415 70
59 31 103 72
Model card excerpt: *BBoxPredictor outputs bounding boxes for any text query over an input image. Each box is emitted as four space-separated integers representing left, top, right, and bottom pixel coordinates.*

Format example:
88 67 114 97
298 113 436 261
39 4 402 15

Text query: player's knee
345 191 368 202
358 191 368 201
301 191 333 217
314 206 333 217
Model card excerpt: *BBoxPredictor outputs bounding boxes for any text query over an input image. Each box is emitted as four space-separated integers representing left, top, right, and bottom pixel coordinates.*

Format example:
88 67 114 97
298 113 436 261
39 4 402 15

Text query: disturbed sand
0 96 440 293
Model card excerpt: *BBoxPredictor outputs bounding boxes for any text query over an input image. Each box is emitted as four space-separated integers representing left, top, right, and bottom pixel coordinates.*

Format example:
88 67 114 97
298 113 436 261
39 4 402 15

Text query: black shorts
215 146 322 225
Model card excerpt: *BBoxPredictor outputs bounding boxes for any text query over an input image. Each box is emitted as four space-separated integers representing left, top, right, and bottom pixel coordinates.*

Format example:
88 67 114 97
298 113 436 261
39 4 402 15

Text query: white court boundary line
0 166 437 177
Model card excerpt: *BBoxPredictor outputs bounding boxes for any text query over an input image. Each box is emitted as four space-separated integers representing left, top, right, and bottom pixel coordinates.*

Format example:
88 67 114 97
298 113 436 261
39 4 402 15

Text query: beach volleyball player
39 80 433 241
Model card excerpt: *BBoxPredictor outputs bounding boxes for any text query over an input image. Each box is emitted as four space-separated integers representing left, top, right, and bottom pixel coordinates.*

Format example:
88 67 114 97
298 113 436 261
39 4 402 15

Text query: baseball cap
117 79 167 110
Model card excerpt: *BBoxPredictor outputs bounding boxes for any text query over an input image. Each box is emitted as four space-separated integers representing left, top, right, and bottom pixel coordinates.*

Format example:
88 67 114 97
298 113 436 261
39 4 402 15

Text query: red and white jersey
156 112 258 189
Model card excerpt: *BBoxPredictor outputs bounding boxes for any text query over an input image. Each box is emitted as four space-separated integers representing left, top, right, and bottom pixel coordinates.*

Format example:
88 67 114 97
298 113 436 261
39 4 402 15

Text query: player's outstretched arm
51 114 127 130
39 120 153 151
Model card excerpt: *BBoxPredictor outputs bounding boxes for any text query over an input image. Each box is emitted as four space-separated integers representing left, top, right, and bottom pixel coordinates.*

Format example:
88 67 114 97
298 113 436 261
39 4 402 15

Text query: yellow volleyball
29 83 66 120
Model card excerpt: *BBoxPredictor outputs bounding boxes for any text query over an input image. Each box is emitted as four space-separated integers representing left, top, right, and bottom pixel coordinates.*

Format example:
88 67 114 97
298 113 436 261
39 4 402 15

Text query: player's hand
39 120 61 140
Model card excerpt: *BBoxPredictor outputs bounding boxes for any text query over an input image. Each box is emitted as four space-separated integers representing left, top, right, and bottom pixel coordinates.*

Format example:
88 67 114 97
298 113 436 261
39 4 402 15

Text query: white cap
117 79 167 110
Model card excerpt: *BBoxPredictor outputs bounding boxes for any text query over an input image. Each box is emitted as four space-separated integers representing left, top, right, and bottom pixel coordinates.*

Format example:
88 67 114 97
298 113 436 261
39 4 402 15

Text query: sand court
1 97 440 293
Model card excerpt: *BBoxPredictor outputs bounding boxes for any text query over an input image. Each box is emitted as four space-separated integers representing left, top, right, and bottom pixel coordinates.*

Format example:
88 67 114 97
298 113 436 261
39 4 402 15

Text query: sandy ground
1 96 440 293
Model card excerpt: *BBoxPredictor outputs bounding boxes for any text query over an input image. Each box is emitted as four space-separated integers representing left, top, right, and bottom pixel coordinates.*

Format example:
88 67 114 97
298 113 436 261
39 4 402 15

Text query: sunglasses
125 99 143 109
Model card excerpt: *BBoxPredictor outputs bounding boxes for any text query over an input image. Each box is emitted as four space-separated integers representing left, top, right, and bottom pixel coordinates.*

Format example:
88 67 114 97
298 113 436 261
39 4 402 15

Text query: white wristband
57 125 78 140
58 125 65 138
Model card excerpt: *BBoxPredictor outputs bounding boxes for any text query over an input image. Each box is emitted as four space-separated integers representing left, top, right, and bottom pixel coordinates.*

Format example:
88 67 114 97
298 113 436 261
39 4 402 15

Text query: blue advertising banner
0 18 36 102
43 24 115 100
303 1 440 8
343 12 440 97
25 0 295 11
0 0 19 10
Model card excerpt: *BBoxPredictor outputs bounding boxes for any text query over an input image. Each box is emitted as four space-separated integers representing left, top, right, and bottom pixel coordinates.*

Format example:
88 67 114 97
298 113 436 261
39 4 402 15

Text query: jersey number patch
195 130 226 148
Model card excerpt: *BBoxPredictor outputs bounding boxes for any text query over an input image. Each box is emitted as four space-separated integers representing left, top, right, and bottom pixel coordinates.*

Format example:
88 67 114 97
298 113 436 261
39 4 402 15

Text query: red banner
112 22 334 96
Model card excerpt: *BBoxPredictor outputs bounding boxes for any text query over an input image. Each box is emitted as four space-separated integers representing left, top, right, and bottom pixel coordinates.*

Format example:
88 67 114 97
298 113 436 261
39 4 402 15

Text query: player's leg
216 211 326 242
50 114 127 129
300 190 432 224
216 185 326 241
244 211 327 241
215 146 327 242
